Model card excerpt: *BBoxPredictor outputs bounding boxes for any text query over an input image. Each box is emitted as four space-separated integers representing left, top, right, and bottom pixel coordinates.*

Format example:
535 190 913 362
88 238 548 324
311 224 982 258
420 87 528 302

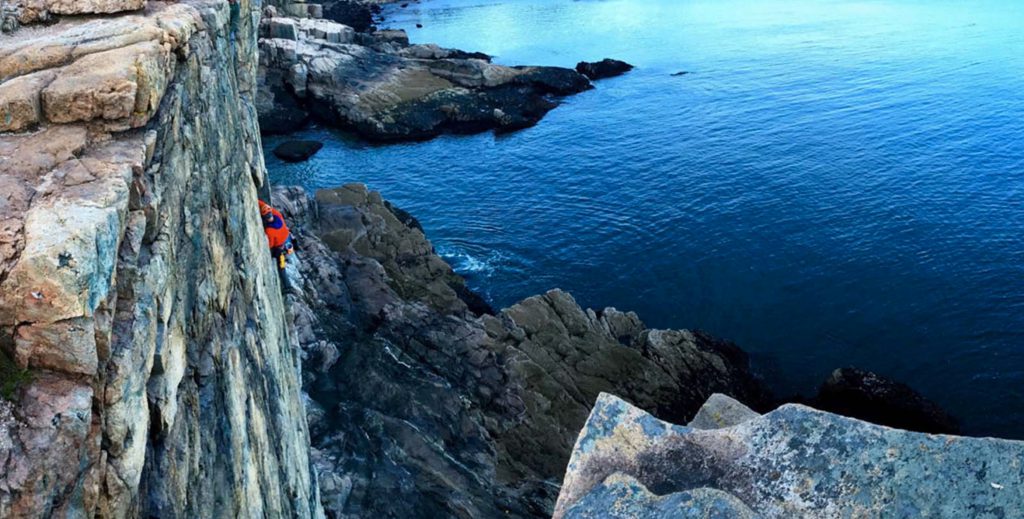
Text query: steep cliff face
0 1 321 517
555 393 1024 518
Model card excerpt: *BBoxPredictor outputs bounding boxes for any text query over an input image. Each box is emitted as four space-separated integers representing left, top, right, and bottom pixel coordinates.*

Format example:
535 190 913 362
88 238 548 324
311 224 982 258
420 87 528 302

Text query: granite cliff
0 1 321 517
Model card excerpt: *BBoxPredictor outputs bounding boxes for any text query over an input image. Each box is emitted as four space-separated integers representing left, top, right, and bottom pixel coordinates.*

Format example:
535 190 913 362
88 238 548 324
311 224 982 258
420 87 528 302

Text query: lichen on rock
555 393 1024 519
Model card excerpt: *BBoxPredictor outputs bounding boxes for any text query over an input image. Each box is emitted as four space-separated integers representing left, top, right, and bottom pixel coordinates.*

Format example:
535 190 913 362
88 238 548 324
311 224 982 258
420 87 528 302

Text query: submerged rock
556 393 1024 519
274 139 324 162
811 367 960 434
575 58 634 80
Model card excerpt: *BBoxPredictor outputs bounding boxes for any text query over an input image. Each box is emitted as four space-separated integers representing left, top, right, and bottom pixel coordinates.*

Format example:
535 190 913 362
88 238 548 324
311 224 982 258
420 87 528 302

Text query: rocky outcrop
575 59 634 80
809 367 960 434
0 1 321 517
5 0 145 27
256 8 594 140
272 184 772 517
555 393 1024 518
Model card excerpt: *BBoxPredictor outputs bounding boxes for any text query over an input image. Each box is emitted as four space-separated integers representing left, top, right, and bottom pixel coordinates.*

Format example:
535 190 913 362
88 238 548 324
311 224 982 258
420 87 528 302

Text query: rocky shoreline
272 183 772 516
256 0 616 141
4 1 1024 518
270 183 972 517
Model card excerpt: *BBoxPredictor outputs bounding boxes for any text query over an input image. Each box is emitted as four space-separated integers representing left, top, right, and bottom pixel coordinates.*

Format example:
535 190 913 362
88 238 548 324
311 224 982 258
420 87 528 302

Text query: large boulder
555 393 1024 518
273 139 323 162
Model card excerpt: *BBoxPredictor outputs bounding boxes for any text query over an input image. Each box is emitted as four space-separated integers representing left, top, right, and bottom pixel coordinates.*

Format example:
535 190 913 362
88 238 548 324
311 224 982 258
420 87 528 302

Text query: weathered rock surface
0 2 321 517
575 58 634 80
686 392 760 430
256 12 593 140
272 184 772 517
556 393 1024 519
810 367 960 434
8 0 146 26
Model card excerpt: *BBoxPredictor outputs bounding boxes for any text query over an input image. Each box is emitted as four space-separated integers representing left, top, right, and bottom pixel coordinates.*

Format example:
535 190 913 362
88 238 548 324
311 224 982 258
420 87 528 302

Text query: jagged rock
555 393 1024 519
274 139 324 162
0 2 322 517
563 474 758 519
274 184 771 517
811 367 960 434
257 74 311 133
687 392 759 430
575 59 634 80
256 14 592 140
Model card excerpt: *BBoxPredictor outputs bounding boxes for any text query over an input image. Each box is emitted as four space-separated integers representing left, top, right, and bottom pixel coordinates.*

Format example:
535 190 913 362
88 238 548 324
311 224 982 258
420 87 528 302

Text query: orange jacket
259 201 291 251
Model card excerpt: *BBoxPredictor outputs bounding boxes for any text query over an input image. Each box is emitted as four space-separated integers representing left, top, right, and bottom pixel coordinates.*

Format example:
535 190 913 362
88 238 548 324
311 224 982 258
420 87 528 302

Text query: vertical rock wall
0 1 321 517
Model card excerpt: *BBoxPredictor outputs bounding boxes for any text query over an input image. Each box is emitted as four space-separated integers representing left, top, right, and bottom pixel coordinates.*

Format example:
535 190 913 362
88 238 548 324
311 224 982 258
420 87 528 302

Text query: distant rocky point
256 2 639 141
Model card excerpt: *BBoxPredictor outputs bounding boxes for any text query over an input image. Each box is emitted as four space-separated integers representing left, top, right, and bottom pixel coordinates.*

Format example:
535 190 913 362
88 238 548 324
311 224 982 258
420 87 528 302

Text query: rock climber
259 199 295 290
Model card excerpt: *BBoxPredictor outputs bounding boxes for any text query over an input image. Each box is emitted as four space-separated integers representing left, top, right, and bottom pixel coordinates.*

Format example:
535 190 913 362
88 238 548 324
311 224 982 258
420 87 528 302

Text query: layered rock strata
272 184 773 517
555 393 1024 518
0 2 321 517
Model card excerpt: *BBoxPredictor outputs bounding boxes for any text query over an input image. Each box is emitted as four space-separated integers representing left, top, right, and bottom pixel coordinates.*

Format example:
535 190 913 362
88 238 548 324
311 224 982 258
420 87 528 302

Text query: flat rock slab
273 140 323 162
555 393 1024 518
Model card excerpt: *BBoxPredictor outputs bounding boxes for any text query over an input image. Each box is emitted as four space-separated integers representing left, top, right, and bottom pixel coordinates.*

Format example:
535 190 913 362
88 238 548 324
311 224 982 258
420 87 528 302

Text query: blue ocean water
264 0 1024 437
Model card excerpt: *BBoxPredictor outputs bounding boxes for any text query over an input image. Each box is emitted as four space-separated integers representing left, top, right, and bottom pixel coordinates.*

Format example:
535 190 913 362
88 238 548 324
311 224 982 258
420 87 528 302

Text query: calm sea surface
265 0 1024 437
